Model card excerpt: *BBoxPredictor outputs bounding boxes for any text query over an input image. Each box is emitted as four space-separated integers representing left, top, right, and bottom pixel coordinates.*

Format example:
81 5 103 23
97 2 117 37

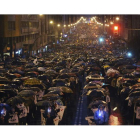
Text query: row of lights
49 16 86 28
90 16 120 27
48 16 120 29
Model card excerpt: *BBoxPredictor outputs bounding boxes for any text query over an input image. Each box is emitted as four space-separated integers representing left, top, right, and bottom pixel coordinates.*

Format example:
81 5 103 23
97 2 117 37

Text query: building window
8 21 15 30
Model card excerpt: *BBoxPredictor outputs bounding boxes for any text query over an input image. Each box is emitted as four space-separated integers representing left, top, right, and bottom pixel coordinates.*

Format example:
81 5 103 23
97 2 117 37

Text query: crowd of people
0 22 140 125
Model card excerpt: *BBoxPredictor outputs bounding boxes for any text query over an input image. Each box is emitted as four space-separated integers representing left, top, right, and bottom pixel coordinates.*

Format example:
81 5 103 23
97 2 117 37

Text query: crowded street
1 15 140 126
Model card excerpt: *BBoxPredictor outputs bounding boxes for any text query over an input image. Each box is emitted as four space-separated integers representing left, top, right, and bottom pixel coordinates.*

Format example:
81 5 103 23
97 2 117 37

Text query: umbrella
38 67 46 72
45 70 57 74
18 90 35 97
24 78 42 85
0 77 10 84
86 89 105 97
52 79 66 86
6 96 25 106
21 87 41 92
59 69 70 73
48 87 62 92
20 96 34 106
84 83 101 89
38 74 51 81
36 100 52 107
106 68 120 76
42 94 60 100
88 100 107 108
47 90 62 95
86 75 104 80
59 86 73 93
0 89 17 97
127 91 140 98
57 74 70 79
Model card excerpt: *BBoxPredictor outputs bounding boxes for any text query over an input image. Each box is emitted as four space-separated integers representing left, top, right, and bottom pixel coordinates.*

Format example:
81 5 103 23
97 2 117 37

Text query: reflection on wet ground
108 97 132 125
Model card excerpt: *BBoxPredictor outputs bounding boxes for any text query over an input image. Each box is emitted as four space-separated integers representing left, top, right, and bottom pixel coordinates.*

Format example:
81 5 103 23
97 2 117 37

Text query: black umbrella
88 100 107 108
128 91 140 98
18 90 35 97
42 94 60 100
6 96 25 106
86 89 105 97
36 100 52 107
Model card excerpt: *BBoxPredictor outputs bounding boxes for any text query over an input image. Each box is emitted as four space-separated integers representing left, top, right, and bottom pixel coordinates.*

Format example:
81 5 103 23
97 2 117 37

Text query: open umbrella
24 78 42 85
84 82 102 89
36 100 52 107
6 96 25 106
47 90 62 95
18 90 35 97
52 79 66 86
38 67 46 72
127 91 140 98
48 87 62 92
88 100 107 108
59 86 73 93
57 74 70 79
86 89 105 97
42 94 60 100
59 69 70 73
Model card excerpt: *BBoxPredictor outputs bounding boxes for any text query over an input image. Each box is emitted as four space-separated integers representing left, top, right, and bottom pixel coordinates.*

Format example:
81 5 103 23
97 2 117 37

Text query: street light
57 24 60 27
64 25 66 27
50 21 53 24
116 17 119 21
68 25 70 27
110 22 114 25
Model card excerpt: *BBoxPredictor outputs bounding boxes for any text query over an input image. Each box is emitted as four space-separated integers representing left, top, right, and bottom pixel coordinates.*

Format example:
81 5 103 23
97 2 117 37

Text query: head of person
98 104 104 111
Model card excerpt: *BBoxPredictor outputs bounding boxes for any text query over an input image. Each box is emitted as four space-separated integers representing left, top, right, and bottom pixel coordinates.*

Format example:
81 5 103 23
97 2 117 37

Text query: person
43 106 57 125
104 87 111 115
8 107 19 125
17 103 28 125
0 106 9 125
94 104 108 125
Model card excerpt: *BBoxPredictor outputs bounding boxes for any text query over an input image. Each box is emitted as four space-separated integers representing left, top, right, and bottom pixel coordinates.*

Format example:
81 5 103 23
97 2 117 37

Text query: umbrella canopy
24 78 42 85
86 89 105 97
84 81 102 89
38 74 51 81
36 100 52 107
38 67 46 72
57 74 70 79
86 74 104 80
48 87 62 92
59 69 70 73
88 100 107 108
47 90 63 95
42 94 60 100
127 91 140 98
45 70 57 74
106 68 120 76
6 96 25 106
18 90 35 97
59 86 73 93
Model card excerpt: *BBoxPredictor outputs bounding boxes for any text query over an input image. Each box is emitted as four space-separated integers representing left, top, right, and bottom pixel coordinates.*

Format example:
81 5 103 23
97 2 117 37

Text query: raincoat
94 106 108 125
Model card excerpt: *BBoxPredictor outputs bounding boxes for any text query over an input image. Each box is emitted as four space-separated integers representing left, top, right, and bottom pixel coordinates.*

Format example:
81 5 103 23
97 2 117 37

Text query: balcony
21 15 39 21
21 27 39 34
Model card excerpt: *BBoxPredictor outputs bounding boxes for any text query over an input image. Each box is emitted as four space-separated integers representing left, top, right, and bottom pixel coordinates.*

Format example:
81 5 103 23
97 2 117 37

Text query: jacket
94 109 108 125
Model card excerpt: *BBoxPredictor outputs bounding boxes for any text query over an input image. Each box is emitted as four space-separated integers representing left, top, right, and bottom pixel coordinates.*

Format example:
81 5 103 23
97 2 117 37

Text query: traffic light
114 26 118 31
113 25 119 36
